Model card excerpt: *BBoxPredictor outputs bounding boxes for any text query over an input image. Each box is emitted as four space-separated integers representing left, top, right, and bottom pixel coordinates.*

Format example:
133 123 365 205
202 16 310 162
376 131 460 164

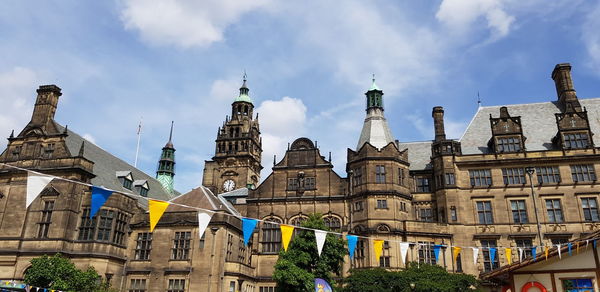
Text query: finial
168 121 174 143
477 91 482 108
78 140 85 156
63 125 68 134
9 130 14 139
273 154 276 166
372 73 375 83
243 70 247 82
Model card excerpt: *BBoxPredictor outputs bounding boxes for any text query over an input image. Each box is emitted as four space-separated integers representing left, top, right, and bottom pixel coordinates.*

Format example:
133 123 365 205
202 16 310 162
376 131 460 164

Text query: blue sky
1 0 600 193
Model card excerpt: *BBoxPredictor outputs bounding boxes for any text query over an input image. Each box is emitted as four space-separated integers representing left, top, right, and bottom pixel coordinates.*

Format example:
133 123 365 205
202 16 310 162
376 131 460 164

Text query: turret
156 121 176 194
232 74 254 119
356 77 395 150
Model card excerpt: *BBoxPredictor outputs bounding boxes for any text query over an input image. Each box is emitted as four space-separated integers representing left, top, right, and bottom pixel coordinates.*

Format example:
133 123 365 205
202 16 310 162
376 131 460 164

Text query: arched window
290 215 308 227
261 217 282 253
376 224 391 233
323 215 342 231
244 105 248 115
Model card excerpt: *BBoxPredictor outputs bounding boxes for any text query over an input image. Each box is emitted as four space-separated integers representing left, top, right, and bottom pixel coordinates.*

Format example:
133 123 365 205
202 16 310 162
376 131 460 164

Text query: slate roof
397 141 432 170
168 186 237 215
55 122 173 203
357 108 395 150
460 98 600 154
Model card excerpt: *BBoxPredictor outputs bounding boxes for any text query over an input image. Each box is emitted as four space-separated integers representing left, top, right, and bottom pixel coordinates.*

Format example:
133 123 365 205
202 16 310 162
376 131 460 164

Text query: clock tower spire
157 121 176 195
202 74 262 194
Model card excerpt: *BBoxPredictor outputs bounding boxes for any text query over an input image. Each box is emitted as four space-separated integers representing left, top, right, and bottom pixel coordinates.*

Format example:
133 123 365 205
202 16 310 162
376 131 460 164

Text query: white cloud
436 0 515 39
582 2 600 75
82 133 97 145
0 67 39 140
210 78 242 101
256 97 307 176
120 0 271 48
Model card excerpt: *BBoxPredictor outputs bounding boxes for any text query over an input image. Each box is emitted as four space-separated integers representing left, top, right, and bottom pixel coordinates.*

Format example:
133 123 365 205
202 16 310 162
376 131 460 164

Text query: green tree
24 254 114 292
342 263 479 292
273 214 346 292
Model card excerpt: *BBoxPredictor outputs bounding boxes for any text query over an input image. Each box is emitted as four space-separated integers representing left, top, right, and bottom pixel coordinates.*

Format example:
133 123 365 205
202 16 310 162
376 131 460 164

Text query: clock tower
202 75 262 194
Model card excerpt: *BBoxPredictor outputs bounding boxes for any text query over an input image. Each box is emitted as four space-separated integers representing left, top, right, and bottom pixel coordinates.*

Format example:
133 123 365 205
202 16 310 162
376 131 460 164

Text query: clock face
223 179 236 192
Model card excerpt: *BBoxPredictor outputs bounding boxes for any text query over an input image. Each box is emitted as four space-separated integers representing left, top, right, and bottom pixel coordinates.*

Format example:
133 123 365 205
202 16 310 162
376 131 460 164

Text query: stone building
0 62 599 291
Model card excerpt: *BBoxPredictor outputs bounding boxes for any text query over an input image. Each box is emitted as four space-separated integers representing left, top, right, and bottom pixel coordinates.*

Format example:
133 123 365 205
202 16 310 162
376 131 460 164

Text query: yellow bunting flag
374 240 384 260
148 199 170 232
280 225 295 251
453 246 461 262
544 246 549 260
505 248 512 265
576 242 580 254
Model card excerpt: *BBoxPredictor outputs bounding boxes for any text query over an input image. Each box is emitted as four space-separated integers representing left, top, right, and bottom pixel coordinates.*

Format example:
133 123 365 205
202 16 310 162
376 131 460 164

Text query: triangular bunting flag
399 242 410 265
197 211 213 240
373 240 384 260
26 173 53 208
433 244 442 262
532 246 537 261
315 230 327 256
472 247 479 265
242 218 258 246
594 240 597 249
148 199 170 232
557 244 562 259
453 246 461 262
576 242 580 254
90 186 113 218
568 243 572 256
518 248 523 262
489 247 496 263
544 246 549 260
347 235 358 259
280 224 294 251
505 248 512 264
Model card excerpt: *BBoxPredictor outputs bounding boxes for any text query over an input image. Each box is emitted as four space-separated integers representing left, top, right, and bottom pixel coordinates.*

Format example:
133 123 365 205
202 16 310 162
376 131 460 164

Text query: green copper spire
156 121 176 194
235 73 253 103
369 74 380 91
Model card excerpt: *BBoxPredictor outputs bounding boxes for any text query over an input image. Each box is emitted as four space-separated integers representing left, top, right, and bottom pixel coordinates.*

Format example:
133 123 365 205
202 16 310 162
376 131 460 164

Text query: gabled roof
397 141 432 170
168 186 236 214
460 98 600 154
55 122 173 202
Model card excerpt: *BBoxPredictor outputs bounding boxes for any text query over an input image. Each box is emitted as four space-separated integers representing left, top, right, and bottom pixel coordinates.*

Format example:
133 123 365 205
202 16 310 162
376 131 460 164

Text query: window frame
469 169 493 187
581 197 599 222
545 199 564 223
375 165 386 184
167 279 185 292
571 164 597 182
376 199 388 209
171 231 192 260
134 232 152 260
502 168 526 185
510 200 528 224
261 218 282 253
477 201 494 225
37 200 54 238
536 166 561 184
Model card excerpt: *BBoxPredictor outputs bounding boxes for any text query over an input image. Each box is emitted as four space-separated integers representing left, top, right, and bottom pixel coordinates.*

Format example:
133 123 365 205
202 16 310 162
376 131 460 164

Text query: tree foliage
24 254 114 292
341 263 479 292
273 214 346 292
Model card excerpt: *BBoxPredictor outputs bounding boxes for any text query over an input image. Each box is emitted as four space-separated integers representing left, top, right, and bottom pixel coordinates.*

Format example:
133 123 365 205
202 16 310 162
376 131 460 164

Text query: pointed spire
78 140 85 156
369 74 380 91
9 130 14 139
165 121 174 148
235 72 253 103
357 76 395 150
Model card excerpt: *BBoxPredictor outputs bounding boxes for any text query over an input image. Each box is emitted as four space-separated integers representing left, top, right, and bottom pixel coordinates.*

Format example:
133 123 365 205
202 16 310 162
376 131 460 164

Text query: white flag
26 173 53 208
518 248 524 262
197 211 213 239
557 244 561 259
400 242 410 265
315 230 327 256
472 247 479 265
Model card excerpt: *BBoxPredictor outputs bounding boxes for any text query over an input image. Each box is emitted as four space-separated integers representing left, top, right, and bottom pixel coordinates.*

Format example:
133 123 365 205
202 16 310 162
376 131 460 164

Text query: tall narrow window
261 218 281 253
323 216 341 231
128 279 147 292
376 199 388 209
398 168 404 186
97 209 115 242
469 169 492 186
481 240 499 272
477 201 494 224
354 240 366 268
167 279 185 292
511 200 528 224
226 233 234 262
37 200 54 238
171 232 191 260
379 241 391 267
78 208 96 240
444 173 455 186
353 167 363 186
571 164 596 182
113 212 128 245
545 199 563 223
502 168 526 185
134 232 152 260
375 165 386 183
536 166 561 184
581 198 599 222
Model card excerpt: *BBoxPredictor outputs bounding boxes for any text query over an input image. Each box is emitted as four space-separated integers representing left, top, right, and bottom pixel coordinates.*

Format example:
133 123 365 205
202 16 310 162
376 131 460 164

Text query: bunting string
1 162 598 264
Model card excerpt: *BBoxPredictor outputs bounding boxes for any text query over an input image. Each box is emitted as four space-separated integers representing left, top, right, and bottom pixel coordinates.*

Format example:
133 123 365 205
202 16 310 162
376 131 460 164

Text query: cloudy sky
1 0 600 193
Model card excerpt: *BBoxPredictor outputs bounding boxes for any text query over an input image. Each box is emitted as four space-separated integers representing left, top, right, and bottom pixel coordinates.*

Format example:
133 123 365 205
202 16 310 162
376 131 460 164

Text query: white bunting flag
557 244 561 259
518 248 524 262
399 242 410 265
197 211 213 239
26 173 53 208
472 247 479 265
315 230 327 256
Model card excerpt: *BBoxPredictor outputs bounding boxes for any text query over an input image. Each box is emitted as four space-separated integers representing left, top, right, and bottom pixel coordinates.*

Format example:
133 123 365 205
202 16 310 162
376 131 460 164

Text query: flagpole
134 118 142 167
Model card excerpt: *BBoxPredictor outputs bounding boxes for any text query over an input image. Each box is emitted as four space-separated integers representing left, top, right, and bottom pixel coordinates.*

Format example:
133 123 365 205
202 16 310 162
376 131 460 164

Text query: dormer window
11 145 21 159
44 143 55 158
563 132 589 149
496 136 521 152
134 180 149 197
116 171 134 190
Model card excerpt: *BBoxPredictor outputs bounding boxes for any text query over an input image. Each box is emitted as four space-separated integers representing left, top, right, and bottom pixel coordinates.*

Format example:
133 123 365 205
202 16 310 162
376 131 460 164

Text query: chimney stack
432 106 446 141
31 85 62 126
551 63 581 111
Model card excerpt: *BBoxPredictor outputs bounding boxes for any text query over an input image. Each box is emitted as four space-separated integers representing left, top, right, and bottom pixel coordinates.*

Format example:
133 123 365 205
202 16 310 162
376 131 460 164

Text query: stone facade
0 63 600 291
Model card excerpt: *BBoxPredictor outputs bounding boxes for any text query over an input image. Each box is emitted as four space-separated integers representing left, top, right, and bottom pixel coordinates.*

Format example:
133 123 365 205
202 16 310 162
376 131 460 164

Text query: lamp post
525 167 544 247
